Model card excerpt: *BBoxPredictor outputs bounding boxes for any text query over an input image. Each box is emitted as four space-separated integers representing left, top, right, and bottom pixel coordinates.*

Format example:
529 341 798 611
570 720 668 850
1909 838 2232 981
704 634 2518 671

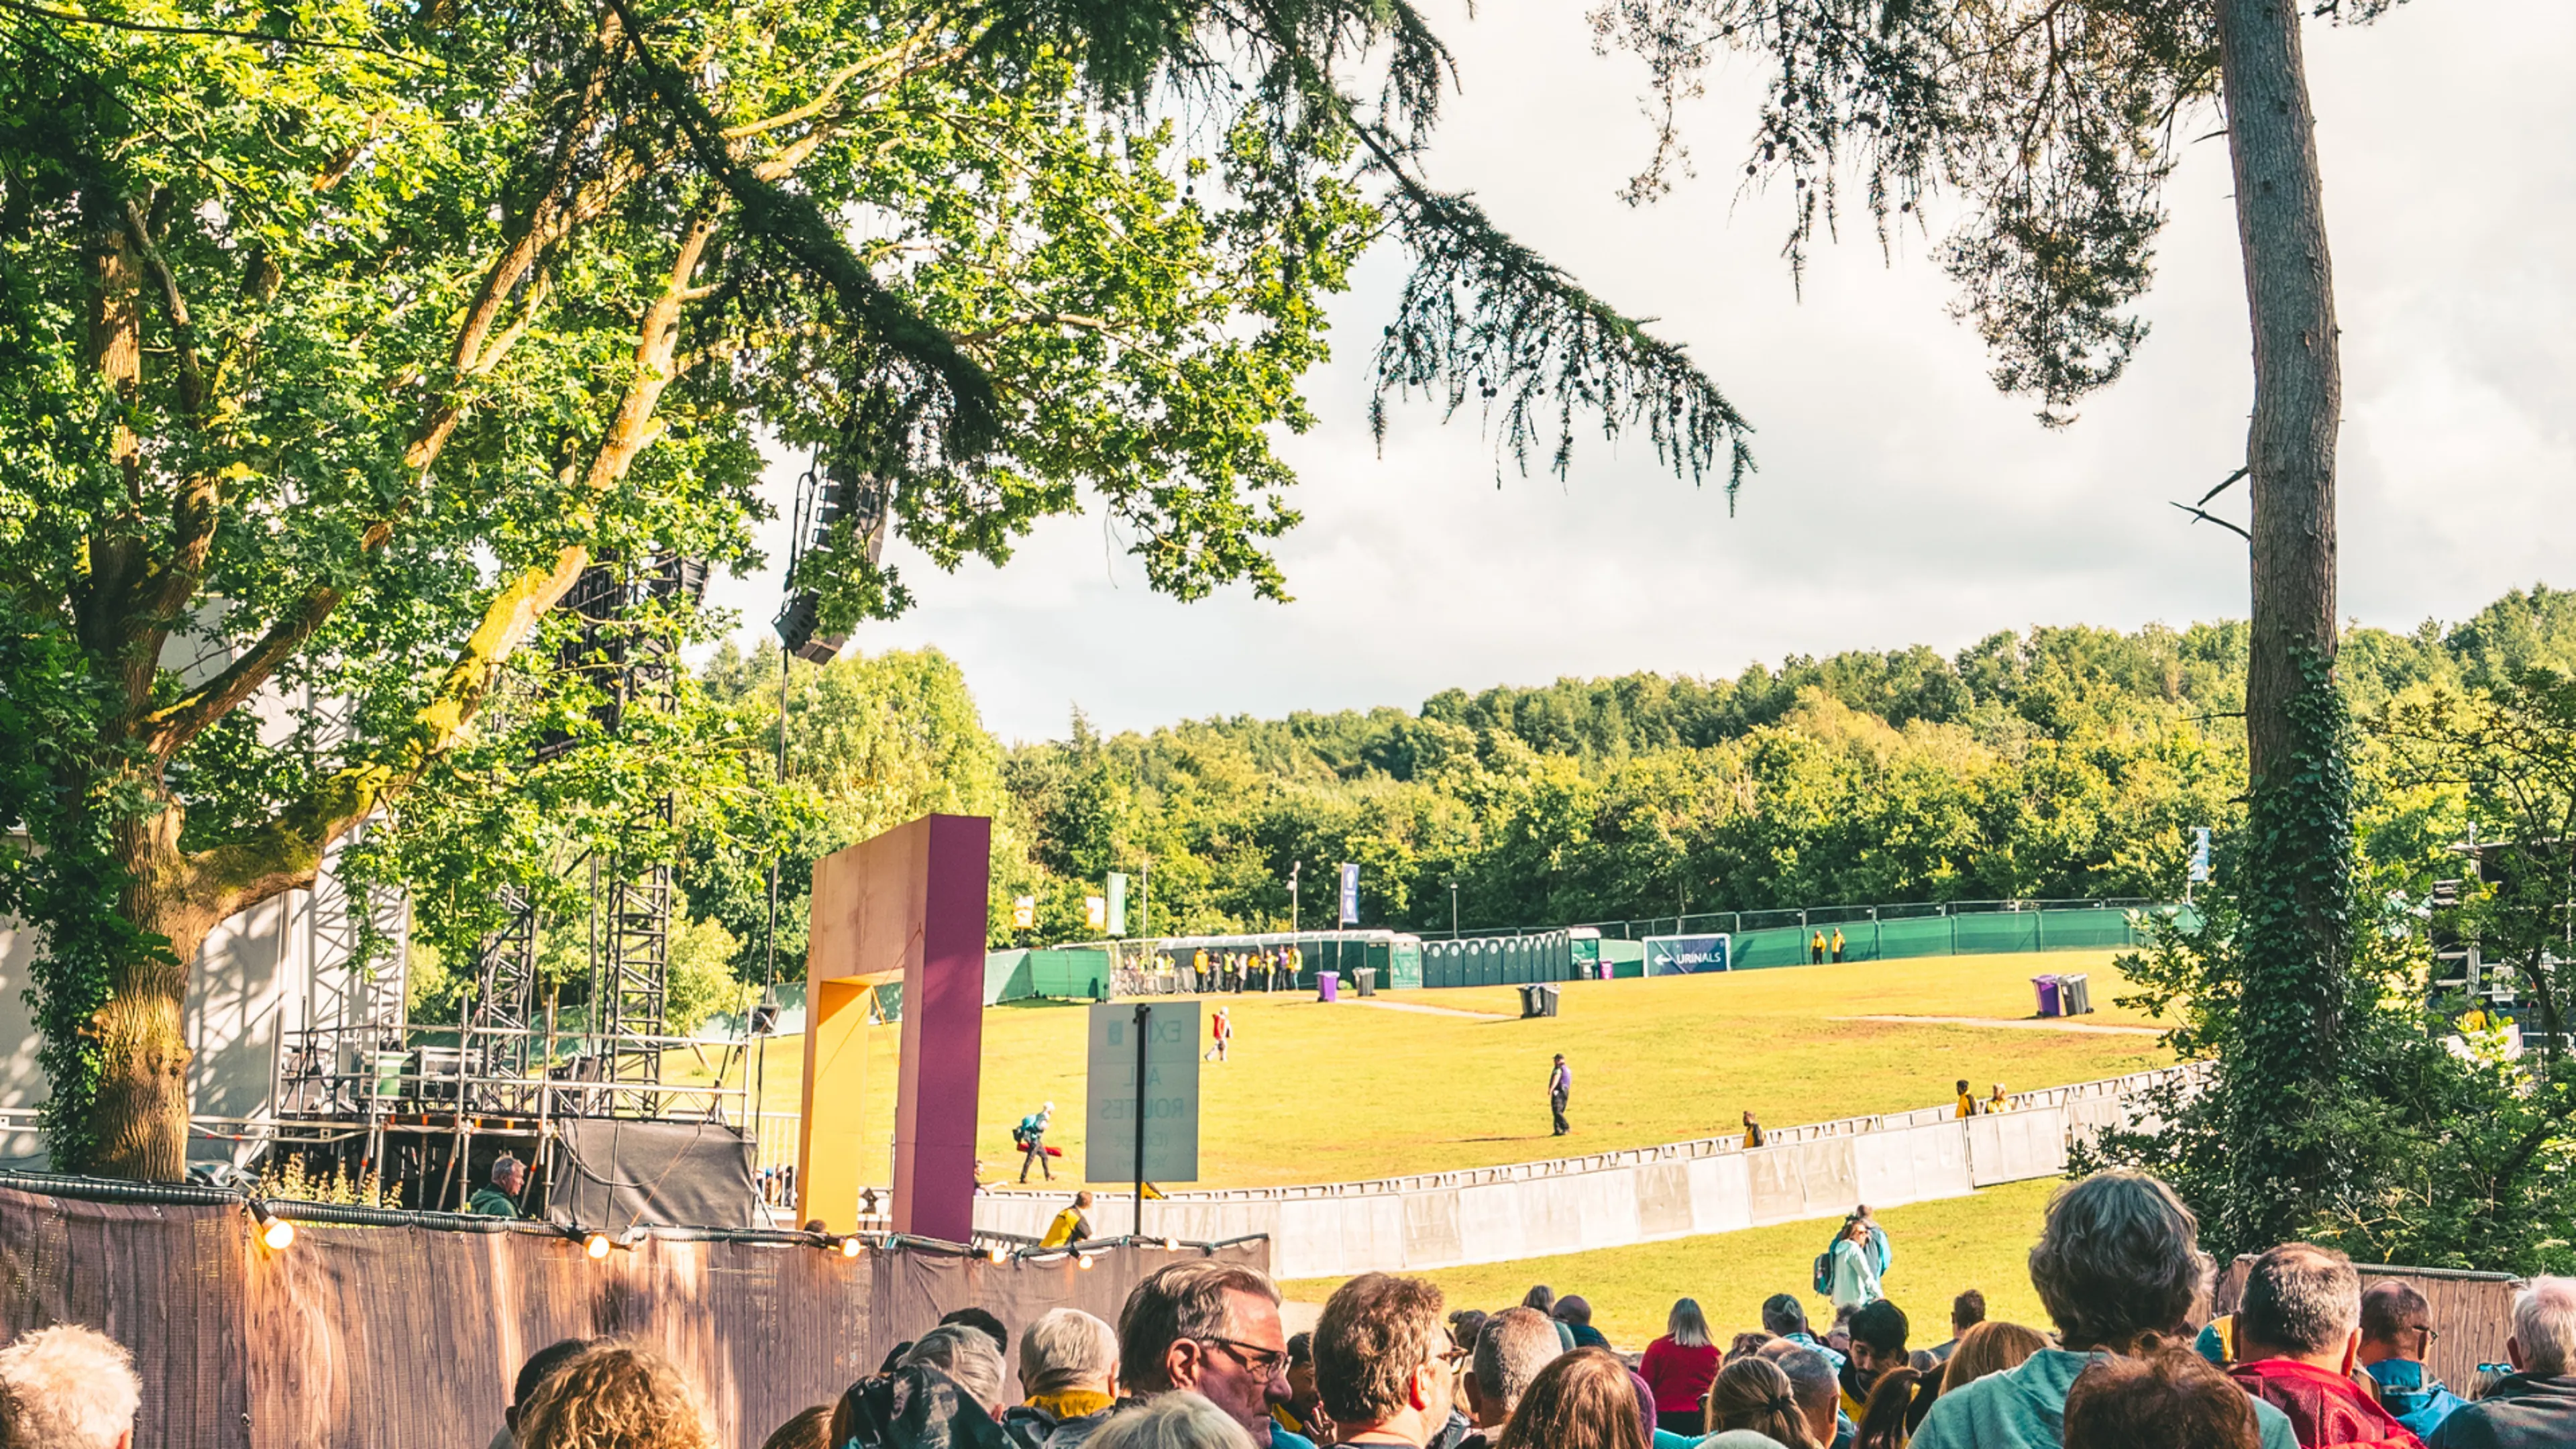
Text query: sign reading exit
1085 1000 1202 1183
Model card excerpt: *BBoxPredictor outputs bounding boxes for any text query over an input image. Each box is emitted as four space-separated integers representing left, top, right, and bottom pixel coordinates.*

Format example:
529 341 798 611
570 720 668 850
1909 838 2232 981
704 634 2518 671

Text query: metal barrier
974 1062 2210 1279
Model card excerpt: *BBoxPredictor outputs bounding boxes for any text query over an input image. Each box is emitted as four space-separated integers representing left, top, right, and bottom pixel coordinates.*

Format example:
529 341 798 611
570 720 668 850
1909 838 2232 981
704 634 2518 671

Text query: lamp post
1450 880 1460 938
1287 861 1301 936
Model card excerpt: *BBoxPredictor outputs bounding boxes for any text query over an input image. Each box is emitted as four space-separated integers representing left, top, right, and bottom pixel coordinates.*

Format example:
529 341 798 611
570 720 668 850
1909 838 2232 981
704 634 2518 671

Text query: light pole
1287 861 1301 936
1450 880 1460 938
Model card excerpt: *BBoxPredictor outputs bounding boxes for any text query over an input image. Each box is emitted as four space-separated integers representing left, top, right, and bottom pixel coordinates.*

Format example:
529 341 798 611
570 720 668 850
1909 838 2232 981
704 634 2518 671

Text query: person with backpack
1821 1218 1883 1312
1015 1102 1057 1182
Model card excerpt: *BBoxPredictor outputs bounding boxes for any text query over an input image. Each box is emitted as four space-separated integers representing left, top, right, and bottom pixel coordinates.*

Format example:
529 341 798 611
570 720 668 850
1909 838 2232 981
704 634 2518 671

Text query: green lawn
1283 1176 2067 1352
684 949 2169 1189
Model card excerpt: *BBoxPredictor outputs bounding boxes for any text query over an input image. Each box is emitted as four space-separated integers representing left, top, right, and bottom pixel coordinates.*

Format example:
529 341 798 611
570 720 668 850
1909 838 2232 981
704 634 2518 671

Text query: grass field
682 948 2170 1189
1281 1176 2065 1350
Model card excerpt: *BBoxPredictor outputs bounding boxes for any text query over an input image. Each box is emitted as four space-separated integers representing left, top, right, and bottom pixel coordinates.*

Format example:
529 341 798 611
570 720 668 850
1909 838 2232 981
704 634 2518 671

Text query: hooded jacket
2361 1359 2468 1442
1911 1347 2301 1449
2424 1373 2576 1449
2226 1358 2423 1449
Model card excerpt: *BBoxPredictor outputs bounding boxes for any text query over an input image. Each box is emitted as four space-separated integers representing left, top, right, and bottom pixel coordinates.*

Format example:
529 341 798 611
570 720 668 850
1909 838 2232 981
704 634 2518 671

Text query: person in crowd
0 1324 140 1449
1008 1307 1122 1449
1770 1348 1846 1449
2061 1350 2263 1449
517 1340 717 1449
472 1155 529 1217
1825 1219 1882 1313
1839 1301 1908 1421
1705 1356 1819 1449
1189 949 1208 993
906 1324 1012 1415
1953 1081 1976 1120
1449 1312 1489 1359
1463 1309 1563 1443
1850 1366 1922 1449
1525 1287 1578 1352
1742 1112 1766 1149
1496 1350 1646 1449
2224 1243 2422 1448
1548 1056 1573 1137
1018 1102 1058 1182
1092 1393 1259 1449
1939 1322 2047 1395
1313 1273 1452 1449
1825 1307 1857 1364
1727 1333 1777 1364
1554 1297 1610 1351
1760 1295 1845 1373
1277 1334 1332 1447
1909 1169 2298 1449
2425 1275 2576 1449
1208 1008 1234 1063
1043 1192 1098 1248
2359 1281 2467 1442
488 1336 596 1449
1118 1259 1305 1449
1623 1365 1688 1449
1641 1297 1722 1437
761 1405 835 1449
1916 1291 1984 1371
945 1308 1012 1359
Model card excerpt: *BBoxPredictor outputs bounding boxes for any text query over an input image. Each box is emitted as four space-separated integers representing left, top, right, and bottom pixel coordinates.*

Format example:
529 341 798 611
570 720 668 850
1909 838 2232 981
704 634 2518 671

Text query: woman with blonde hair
516 1340 716 1449
1936 1321 2048 1394
1640 1298 1721 1437
1499 1348 1649 1449
1701 1356 1818 1449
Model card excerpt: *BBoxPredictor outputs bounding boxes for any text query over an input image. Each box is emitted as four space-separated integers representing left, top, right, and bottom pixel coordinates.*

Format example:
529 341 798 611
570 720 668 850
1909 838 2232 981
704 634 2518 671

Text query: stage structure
270 552 759 1221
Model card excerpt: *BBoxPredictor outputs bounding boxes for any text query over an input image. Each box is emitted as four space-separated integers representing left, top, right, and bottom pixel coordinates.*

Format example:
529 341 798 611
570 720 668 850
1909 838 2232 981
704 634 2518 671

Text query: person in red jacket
1638 1297 1721 1438
2227 1243 2424 1449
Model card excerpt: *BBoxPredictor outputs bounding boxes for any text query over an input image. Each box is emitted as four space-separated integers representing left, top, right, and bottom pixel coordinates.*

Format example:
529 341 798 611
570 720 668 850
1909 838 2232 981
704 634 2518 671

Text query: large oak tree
0 0 1748 1177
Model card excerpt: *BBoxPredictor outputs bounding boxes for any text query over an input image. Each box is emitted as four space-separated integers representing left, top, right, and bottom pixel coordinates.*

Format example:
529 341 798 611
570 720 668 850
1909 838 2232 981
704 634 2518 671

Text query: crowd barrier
0 1177 1267 1449
977 1063 2209 1279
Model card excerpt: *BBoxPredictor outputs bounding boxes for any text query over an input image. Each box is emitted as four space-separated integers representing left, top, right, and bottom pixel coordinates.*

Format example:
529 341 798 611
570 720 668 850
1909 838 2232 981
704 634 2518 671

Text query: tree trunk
2217 0 2353 1251
87 792 205 1181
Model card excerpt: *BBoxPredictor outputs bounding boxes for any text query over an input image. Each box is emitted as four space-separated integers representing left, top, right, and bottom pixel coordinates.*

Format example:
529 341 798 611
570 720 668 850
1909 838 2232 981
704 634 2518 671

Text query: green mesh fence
1727 906 2151 970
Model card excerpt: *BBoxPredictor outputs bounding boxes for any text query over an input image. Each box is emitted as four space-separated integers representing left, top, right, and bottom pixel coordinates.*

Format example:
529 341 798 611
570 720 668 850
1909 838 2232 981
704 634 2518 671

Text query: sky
702 3 2576 743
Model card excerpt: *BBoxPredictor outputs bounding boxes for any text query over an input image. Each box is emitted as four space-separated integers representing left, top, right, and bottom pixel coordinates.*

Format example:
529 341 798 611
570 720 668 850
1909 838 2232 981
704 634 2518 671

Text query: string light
1075 1252 1095 1270
584 1232 613 1260
839 1235 863 1259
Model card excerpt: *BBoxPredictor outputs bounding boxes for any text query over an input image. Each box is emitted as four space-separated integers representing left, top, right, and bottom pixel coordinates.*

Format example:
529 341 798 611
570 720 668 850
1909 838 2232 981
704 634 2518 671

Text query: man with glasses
2360 1281 2465 1440
1116 1260 1312 1449
1314 1273 1456 1449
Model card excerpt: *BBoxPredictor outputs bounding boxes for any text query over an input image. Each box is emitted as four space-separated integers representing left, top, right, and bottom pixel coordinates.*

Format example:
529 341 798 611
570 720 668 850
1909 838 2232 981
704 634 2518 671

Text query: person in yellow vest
1988 1083 2011 1114
1955 1079 1977 1119
1190 947 1209 992
1811 929 1828 964
1831 927 1847 962
1039 1190 1094 1248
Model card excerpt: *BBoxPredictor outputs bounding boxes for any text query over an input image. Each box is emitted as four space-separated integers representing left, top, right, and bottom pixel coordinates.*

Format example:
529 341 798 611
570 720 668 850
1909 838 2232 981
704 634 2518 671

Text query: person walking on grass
1207 1007 1234 1063
1548 1055 1572 1137
1018 1102 1059 1183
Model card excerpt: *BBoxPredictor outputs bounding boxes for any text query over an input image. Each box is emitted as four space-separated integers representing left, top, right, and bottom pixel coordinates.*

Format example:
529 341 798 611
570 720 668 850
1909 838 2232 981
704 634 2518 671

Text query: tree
1 0 1749 1176
1587 0 2407 1244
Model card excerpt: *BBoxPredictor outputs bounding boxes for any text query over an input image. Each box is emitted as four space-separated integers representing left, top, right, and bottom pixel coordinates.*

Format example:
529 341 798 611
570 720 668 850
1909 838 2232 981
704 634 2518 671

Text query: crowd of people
5 1169 2573 1449
1148 947 1304 996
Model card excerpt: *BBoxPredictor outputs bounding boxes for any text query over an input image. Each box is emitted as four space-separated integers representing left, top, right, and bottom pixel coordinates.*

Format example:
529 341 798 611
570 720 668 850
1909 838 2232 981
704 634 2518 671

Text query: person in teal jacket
1910 1171 2300 1449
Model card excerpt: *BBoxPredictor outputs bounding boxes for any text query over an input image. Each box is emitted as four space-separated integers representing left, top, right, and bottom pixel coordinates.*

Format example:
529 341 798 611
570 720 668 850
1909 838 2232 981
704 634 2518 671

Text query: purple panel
895 814 991 1242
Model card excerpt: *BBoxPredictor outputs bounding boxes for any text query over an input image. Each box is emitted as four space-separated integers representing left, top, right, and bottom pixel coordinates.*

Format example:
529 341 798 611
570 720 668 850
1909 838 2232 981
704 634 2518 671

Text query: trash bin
1354 967 1378 997
2061 973 2092 1014
2031 974 2063 1018
1519 983 1560 1019
1317 971 1340 1002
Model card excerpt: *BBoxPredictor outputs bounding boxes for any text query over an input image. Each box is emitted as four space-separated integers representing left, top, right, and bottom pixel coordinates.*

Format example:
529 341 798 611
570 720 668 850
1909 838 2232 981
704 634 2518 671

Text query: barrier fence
0 1176 1267 1449
975 1063 2210 1280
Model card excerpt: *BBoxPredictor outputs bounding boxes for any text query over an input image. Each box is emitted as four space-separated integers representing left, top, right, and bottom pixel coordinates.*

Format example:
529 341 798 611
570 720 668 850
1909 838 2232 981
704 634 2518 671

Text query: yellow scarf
1029 1391 1116 1422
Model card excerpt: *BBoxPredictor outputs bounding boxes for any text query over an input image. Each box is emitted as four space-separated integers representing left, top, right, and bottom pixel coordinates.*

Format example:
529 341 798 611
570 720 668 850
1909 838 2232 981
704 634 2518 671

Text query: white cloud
703 1 2576 741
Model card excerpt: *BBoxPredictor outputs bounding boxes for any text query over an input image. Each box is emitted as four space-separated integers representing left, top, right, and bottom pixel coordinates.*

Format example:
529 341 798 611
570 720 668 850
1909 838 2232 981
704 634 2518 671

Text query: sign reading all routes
1085 1000 1201 1183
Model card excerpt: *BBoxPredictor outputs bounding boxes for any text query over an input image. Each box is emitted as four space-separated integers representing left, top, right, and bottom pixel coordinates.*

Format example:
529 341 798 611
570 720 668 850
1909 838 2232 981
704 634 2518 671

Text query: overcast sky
703 3 2576 743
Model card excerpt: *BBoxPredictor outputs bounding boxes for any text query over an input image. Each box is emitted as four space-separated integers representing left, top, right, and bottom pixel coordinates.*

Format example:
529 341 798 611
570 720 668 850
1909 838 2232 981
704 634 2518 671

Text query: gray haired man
2427 1275 2576 1449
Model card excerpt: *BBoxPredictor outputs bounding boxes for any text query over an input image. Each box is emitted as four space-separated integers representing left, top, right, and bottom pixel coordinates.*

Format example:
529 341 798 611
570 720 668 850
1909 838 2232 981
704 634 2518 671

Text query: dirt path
1835 1013 2165 1037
